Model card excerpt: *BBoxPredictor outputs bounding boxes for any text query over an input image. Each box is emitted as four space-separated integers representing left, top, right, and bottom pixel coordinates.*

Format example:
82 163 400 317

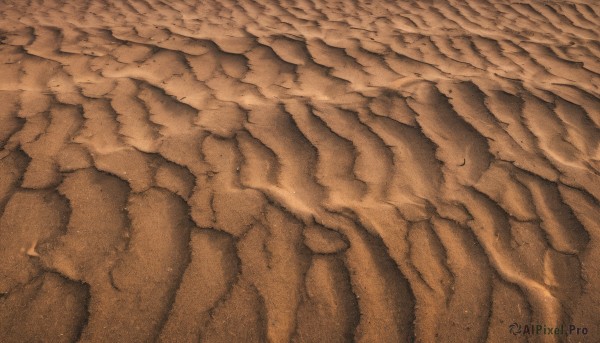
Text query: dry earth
0 0 599 342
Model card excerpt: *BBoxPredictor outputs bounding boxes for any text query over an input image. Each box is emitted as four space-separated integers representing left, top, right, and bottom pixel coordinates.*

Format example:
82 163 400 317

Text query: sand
0 0 599 342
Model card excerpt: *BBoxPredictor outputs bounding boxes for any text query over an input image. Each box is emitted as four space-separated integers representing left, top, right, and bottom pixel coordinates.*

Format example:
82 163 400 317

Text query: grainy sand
0 0 599 342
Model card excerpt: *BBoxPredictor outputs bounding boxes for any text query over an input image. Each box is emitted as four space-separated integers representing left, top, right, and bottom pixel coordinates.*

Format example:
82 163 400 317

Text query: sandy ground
0 0 599 342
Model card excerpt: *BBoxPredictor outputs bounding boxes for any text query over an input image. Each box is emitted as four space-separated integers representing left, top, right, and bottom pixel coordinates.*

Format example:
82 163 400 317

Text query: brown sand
0 0 599 342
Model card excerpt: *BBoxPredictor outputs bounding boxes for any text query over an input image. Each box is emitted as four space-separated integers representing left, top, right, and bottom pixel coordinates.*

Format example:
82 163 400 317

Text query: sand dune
0 0 599 342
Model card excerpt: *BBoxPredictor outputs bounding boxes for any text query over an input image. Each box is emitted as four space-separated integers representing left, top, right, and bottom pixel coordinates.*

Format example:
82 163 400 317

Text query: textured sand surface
1 0 599 342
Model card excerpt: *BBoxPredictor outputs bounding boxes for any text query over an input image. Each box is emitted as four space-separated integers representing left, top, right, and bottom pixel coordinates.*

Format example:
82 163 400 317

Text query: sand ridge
0 0 599 342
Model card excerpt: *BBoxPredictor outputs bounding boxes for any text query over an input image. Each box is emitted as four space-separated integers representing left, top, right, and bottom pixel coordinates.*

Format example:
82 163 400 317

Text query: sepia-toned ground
0 0 599 342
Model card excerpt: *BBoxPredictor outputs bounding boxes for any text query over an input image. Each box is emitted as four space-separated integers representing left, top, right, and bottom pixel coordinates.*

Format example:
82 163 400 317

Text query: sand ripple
1 0 599 342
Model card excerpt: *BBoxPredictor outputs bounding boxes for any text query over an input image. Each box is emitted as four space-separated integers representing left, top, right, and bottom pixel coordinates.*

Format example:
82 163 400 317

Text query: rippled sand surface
1 0 599 342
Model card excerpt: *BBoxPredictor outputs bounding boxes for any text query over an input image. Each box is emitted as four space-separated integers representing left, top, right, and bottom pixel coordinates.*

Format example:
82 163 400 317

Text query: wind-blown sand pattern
0 0 599 342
